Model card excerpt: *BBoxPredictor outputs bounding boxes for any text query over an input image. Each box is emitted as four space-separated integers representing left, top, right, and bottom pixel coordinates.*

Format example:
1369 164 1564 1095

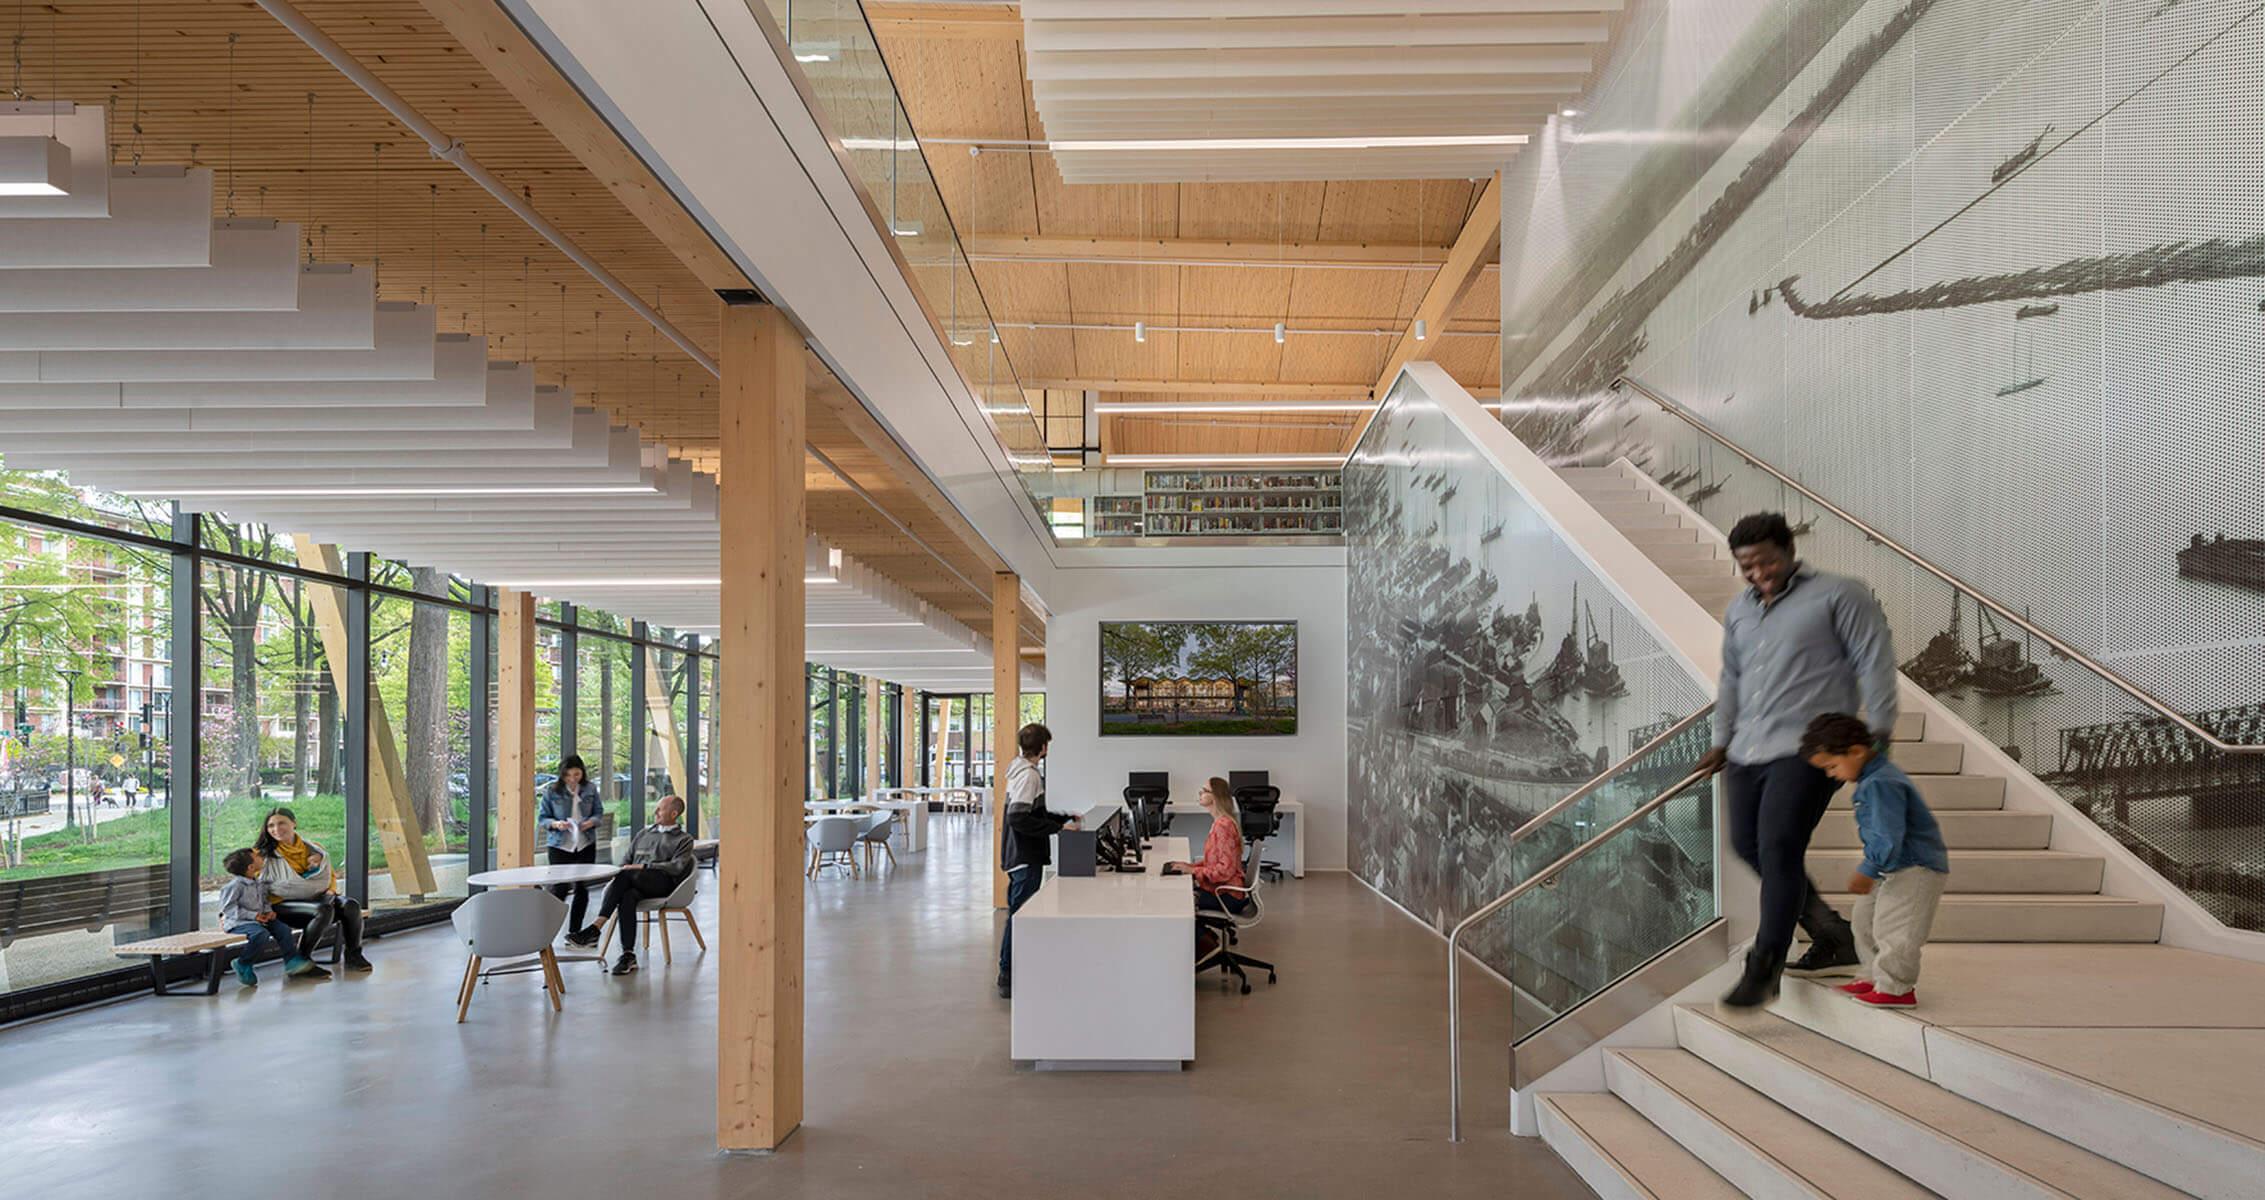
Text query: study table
1010 811 1194 1071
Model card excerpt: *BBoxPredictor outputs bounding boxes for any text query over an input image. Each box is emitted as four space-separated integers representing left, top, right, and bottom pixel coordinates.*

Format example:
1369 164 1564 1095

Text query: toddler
1801 713 1950 1007
219 847 324 986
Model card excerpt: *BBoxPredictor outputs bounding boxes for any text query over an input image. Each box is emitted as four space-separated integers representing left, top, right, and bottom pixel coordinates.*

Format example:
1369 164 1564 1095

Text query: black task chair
1236 784 1287 883
1199 787 1282 995
1123 784 1172 840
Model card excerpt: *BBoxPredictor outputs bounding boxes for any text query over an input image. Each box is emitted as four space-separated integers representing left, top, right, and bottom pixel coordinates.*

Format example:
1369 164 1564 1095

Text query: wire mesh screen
1345 376 1715 1021
1495 0 2265 929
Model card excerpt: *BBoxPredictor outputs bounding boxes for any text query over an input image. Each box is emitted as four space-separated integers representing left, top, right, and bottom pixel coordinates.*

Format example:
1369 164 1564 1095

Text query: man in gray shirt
1695 513 1897 1008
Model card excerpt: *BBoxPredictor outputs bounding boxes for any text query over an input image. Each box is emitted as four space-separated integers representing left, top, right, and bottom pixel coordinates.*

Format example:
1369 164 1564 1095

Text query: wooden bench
1 862 169 949
114 931 249 997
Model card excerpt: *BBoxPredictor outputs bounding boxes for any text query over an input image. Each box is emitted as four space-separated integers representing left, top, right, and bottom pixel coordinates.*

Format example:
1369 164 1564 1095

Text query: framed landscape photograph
1098 620 1298 737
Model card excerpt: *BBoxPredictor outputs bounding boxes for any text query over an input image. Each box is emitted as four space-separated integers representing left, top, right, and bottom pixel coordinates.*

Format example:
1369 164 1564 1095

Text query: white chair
855 809 897 874
596 870 704 964
807 815 860 878
450 888 569 1022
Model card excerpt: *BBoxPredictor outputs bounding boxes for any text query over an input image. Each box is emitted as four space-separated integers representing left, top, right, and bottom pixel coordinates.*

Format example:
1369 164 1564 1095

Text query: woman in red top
1170 776 1251 919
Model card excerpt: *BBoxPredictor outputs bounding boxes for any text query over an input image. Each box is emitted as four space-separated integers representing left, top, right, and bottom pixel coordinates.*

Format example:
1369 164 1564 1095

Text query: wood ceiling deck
865 0 1513 458
11 0 1038 652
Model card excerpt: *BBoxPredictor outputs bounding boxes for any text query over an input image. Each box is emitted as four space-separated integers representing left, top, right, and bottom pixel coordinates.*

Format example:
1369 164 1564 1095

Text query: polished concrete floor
0 815 1591 1199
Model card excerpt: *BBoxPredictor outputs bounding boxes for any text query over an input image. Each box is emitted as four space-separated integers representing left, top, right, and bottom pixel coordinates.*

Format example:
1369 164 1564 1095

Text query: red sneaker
1835 980 1875 995
1857 989 1916 1007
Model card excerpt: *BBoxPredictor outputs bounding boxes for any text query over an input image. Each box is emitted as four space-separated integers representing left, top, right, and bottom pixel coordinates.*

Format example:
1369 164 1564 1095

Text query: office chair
1235 784 1287 883
1200 795 1280 994
1122 784 1171 840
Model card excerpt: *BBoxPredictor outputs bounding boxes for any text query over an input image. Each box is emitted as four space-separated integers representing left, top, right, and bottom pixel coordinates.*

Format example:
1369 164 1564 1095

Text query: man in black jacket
998 723 1077 999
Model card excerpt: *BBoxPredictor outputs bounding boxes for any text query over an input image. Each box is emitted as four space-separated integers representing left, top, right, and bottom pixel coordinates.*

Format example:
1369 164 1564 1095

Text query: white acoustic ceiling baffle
0 102 1043 692
1021 0 1615 181
0 168 212 267
0 136 70 196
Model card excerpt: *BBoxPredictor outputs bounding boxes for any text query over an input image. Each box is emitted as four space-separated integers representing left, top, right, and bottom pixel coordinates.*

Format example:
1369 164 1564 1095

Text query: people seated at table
570 794 696 976
540 755 606 942
257 807 373 972
1164 776 1248 967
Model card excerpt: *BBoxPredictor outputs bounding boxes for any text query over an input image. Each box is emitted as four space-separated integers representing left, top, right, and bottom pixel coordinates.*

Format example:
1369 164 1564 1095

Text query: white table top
1022 836 1191 920
466 863 620 888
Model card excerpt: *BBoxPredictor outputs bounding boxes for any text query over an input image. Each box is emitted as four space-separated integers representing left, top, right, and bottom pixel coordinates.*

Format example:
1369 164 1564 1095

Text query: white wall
1041 557 1348 872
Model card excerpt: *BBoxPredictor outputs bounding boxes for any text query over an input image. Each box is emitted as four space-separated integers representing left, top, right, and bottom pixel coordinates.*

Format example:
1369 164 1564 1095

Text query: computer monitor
1127 770 1169 795
1228 770 1270 794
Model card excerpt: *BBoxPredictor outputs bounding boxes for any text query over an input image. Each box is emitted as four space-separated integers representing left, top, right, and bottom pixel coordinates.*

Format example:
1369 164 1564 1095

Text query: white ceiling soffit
0 219 301 311
0 104 1041 692
0 168 213 268
1022 0 1615 181
0 302 438 382
0 103 110 218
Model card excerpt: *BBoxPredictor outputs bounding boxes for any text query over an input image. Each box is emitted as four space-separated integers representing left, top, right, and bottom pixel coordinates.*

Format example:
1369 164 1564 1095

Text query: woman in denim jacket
539 755 605 941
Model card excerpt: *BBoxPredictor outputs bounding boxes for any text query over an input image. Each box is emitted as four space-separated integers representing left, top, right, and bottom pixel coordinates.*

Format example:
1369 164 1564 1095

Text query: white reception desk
1009 824 1193 1071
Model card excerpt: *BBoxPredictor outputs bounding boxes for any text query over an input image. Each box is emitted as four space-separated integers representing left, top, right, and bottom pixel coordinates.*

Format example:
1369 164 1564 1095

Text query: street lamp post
57 667 82 830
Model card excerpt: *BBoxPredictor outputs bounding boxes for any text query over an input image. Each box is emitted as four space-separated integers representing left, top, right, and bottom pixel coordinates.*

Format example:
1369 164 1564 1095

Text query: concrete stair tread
1832 774 2003 809
1538 1093 1747 1199
1813 810 2053 850
1807 849 2103 894
1675 1005 2191 1200
1608 1048 1936 1199
1816 893 2164 942
1886 741 1963 774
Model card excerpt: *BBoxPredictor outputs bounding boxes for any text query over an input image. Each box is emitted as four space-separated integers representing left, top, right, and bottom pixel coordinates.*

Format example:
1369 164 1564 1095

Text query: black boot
1787 891 1861 977
1721 946 1785 1010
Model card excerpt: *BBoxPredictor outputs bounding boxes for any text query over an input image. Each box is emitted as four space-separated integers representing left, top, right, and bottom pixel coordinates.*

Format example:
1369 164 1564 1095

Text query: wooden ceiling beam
413 0 752 295
1345 171 1502 450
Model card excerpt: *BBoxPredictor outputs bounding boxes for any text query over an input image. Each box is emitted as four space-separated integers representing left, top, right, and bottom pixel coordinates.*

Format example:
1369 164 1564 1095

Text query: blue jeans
997 866 1043 984
229 920 300 963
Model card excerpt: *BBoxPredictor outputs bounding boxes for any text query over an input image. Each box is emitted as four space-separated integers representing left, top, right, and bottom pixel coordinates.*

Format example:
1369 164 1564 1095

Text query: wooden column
991 573 1020 909
932 697 951 787
717 298 805 1153
899 689 920 790
496 588 537 869
643 652 689 800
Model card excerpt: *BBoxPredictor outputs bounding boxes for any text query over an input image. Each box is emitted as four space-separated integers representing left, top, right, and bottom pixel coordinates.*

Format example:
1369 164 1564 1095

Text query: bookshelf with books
1138 469 1343 537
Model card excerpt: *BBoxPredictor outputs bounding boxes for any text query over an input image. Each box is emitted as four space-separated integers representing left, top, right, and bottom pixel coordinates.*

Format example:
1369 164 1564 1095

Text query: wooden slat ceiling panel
871 8 1540 458
18 0 1031 650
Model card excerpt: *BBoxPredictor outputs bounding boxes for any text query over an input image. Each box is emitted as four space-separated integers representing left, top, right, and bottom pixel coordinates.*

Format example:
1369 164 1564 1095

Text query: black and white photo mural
1345 384 1714 1027
1494 0 2265 929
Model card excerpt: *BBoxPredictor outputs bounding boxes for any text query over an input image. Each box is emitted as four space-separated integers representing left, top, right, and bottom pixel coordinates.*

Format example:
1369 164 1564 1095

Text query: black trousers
596 868 680 950
275 894 364 959
548 845 598 930
1725 756 1850 957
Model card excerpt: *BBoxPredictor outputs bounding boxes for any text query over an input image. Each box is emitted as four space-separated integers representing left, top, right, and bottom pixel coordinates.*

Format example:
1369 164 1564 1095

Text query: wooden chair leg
679 908 707 950
538 948 563 1011
807 847 820 878
457 955 481 1023
598 911 619 958
881 842 898 868
658 910 672 964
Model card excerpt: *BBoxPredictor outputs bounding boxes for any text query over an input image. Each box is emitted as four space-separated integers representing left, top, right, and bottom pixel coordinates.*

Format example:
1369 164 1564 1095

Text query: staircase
1521 464 2265 1199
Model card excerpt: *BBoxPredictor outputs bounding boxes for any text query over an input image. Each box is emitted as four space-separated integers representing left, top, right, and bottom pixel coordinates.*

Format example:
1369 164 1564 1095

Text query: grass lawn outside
0 792 463 884
1099 716 1298 737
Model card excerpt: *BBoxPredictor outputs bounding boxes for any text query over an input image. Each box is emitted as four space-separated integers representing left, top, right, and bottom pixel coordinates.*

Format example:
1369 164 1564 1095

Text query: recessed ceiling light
488 578 722 588
892 221 924 237
1560 108 1579 117
795 53 833 63
1052 135 1526 152
1107 454 1347 466
1095 402 1375 414
159 485 659 497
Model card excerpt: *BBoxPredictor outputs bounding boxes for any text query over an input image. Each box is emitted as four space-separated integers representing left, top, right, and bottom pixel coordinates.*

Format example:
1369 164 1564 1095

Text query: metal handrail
1445 702 1714 1142
1610 374 2265 755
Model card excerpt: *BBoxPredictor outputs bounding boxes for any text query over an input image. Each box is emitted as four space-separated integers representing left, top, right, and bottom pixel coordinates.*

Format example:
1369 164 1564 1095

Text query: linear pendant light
0 137 72 196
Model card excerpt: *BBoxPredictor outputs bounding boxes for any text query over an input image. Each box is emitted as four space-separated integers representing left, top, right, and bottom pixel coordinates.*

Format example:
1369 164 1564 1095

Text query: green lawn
0 792 463 884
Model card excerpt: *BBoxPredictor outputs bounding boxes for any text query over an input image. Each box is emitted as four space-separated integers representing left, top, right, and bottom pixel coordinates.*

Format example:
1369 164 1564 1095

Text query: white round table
466 863 620 888
465 863 622 971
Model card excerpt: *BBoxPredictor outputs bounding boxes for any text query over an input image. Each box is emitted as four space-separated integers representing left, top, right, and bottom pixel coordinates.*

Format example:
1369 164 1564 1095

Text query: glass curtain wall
0 466 716 1012
0 481 174 996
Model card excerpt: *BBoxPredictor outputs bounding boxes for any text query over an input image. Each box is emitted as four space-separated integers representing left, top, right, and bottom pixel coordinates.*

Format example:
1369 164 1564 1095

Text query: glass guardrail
1602 379 2265 935
761 0 1053 491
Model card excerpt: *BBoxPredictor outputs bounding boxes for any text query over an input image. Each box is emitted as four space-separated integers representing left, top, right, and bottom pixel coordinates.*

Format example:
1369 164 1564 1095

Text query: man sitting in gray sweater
569 794 697 975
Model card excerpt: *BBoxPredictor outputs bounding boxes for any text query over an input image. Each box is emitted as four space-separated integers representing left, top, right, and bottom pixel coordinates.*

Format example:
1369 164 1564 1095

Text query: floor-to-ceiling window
365 564 475 911
0 476 174 997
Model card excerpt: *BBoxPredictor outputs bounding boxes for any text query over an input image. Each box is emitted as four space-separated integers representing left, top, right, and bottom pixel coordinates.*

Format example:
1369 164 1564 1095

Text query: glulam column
716 296 805 1153
991 573 1020 909
495 588 537 869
